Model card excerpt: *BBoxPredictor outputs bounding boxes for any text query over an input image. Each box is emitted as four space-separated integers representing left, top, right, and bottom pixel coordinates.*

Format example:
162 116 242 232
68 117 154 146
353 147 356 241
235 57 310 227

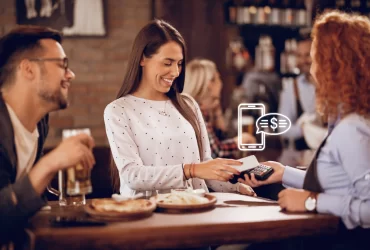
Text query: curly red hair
311 11 370 119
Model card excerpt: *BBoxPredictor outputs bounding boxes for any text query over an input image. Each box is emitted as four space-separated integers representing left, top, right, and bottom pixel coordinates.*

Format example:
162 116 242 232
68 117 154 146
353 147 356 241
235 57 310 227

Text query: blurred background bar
2 0 370 199
1 0 369 147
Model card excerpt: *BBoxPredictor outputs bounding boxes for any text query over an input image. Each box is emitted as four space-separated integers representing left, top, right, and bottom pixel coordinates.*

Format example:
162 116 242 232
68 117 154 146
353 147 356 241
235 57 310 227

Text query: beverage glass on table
47 128 93 206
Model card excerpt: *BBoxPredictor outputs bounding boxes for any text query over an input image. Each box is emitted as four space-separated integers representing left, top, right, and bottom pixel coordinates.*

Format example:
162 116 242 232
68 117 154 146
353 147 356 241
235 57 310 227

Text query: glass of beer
63 128 93 196
47 128 93 206
242 116 255 135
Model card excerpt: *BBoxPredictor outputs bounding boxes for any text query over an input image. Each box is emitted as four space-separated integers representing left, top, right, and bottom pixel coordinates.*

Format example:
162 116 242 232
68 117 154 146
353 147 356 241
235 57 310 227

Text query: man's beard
38 83 68 110
37 67 69 110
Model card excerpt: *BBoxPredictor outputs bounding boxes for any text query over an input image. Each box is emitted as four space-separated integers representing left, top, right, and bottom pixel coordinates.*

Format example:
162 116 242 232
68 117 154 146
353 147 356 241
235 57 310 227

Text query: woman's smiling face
140 41 184 97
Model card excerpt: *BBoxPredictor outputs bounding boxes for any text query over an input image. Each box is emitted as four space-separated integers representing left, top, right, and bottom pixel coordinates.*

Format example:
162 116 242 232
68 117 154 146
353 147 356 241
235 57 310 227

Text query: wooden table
28 193 339 250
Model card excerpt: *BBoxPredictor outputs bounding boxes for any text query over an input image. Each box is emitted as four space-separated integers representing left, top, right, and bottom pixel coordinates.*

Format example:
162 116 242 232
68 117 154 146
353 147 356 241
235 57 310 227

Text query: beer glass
242 116 255 135
47 128 93 206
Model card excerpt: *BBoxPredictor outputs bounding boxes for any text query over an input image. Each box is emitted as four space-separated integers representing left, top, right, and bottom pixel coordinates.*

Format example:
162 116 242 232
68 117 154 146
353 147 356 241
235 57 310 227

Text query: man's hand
30 134 95 195
44 133 95 173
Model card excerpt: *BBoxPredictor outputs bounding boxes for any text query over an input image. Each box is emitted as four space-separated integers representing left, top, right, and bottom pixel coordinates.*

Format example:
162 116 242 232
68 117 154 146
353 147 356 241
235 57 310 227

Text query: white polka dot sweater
104 94 240 197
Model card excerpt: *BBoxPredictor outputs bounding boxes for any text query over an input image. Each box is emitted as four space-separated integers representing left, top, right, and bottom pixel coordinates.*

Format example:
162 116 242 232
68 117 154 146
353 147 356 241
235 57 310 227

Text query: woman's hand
238 161 285 187
238 183 256 196
278 188 312 212
185 158 242 182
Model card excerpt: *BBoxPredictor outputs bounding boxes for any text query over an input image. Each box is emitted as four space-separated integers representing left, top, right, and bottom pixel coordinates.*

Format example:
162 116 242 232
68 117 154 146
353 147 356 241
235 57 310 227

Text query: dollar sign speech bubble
256 113 292 135
270 117 278 131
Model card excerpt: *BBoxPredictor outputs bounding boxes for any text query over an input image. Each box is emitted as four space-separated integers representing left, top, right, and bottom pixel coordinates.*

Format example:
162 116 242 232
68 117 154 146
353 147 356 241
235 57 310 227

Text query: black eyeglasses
29 57 69 72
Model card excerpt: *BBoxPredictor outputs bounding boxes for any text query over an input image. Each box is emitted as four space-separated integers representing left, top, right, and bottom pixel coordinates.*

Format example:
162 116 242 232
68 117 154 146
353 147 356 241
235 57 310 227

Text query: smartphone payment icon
238 103 265 151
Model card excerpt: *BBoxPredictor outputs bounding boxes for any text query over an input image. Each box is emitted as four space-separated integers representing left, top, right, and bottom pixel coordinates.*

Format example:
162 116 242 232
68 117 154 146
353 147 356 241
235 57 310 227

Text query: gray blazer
0 93 49 244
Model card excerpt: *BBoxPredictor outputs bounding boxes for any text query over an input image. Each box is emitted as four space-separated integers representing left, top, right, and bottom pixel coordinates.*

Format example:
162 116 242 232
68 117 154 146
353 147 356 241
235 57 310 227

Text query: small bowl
187 189 206 197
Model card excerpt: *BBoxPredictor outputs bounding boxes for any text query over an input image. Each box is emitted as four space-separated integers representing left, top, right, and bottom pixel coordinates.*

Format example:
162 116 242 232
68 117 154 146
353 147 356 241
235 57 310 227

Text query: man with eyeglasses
0 26 95 244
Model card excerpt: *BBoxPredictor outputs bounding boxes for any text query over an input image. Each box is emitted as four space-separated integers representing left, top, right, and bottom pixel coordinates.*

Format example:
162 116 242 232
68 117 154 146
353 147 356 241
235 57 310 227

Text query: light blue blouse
283 113 370 229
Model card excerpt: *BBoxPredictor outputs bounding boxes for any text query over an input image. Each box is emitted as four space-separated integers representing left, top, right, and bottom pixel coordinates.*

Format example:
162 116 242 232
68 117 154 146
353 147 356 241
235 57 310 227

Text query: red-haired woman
242 11 370 249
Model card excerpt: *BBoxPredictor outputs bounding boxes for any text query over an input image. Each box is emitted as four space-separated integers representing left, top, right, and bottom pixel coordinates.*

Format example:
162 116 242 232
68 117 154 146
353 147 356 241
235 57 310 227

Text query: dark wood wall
152 0 235 108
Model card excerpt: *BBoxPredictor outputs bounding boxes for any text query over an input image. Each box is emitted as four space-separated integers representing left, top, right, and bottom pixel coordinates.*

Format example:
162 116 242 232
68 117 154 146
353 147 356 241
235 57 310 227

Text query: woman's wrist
190 163 195 178
182 164 188 180
184 163 198 179
184 164 195 179
183 164 190 179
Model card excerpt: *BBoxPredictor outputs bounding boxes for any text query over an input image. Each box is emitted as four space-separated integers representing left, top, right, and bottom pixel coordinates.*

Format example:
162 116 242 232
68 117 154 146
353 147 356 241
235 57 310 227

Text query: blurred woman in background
183 59 255 159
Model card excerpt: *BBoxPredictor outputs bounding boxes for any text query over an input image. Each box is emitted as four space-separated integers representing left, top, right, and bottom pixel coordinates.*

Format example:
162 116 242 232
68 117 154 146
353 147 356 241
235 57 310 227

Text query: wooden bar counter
28 192 339 250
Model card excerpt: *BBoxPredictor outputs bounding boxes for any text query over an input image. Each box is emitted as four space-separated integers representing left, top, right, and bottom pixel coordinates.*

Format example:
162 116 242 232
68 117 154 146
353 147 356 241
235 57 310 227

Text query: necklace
158 101 168 116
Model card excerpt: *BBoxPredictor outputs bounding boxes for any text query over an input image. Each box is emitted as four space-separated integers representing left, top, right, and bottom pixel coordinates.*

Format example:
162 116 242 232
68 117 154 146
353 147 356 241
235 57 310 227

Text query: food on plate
90 199 153 213
155 192 209 205
171 188 206 197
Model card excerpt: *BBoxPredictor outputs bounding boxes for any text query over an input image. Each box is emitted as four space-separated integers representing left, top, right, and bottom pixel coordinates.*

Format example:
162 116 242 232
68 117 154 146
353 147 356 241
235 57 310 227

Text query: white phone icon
238 103 266 151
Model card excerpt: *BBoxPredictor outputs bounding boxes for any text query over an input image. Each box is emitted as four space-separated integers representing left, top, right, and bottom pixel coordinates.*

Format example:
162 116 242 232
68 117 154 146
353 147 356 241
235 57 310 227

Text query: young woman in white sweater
104 20 254 198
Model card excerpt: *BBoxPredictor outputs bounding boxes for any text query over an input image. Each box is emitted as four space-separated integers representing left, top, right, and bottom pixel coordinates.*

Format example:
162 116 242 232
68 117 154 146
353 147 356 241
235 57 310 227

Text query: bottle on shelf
281 0 294 26
263 1 272 25
255 0 267 25
287 39 299 74
295 0 307 27
268 0 281 25
227 0 237 24
236 1 245 25
304 0 314 27
242 0 253 24
280 39 299 75
255 35 275 72
248 0 258 25
233 0 254 25
335 0 347 10
350 0 361 14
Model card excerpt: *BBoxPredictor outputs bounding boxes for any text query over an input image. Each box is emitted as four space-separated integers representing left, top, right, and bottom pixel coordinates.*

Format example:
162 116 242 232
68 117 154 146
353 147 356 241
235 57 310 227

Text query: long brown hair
111 20 203 192
312 11 370 120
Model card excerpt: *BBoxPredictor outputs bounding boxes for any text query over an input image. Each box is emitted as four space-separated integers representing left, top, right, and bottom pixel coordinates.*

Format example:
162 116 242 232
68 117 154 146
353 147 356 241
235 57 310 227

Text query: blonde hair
312 11 370 118
183 59 217 103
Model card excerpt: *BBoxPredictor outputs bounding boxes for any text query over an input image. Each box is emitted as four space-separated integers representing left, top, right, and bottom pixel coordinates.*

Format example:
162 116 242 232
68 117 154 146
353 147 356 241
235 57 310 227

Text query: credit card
235 155 260 172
